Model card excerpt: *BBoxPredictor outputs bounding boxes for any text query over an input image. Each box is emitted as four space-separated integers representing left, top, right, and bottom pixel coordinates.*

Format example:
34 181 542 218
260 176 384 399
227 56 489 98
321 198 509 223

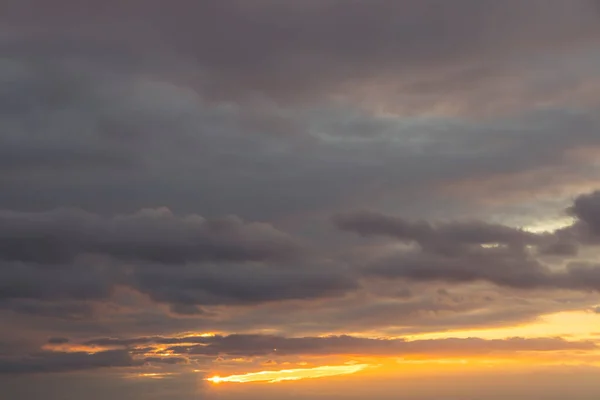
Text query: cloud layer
334 192 600 292
2 4 600 399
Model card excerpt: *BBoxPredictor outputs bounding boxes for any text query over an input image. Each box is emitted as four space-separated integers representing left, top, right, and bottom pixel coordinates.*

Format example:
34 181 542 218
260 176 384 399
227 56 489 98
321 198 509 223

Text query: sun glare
206 363 372 384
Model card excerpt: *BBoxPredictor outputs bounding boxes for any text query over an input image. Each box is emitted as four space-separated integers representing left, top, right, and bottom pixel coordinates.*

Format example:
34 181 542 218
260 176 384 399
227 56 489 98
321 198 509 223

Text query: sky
2 1 600 399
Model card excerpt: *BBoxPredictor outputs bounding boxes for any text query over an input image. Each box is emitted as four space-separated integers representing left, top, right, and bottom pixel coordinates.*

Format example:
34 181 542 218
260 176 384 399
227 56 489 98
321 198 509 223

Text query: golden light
41 344 109 354
175 332 218 338
405 311 600 341
208 375 224 384
206 363 372 384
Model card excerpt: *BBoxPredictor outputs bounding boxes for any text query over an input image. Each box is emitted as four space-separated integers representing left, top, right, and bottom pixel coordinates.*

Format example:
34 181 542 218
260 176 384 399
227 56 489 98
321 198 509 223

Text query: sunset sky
2 1 600 399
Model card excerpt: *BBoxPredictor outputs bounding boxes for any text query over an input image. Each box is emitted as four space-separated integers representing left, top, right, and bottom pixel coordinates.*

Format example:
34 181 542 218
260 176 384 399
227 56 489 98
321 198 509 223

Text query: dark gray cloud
1 40 599 224
530 191 600 251
0 261 112 302
561 263 600 292
0 209 356 309
365 249 552 288
538 240 580 257
47 338 69 345
0 350 140 374
0 300 96 320
79 333 597 358
0 258 356 310
333 210 543 254
132 261 356 306
0 0 599 224
3 0 598 104
568 190 600 235
143 356 188 365
0 208 300 264
333 195 600 292
167 304 205 316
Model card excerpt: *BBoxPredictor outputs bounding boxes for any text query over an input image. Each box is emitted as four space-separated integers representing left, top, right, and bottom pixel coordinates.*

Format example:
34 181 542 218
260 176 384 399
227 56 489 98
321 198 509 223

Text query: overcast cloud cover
2 1 600 399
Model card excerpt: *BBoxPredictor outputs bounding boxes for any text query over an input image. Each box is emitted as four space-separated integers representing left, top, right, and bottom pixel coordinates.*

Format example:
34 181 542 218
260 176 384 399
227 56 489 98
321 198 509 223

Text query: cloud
1 42 599 223
78 333 597 358
0 350 140 374
0 258 357 309
1 3 600 392
365 249 554 289
132 261 356 306
333 209 543 252
333 192 600 292
4 0 598 106
47 338 70 345
0 208 300 264
0 300 96 320
168 304 206 316
143 356 188 365
0 208 356 309
0 261 112 302
202 281 593 338
568 190 600 236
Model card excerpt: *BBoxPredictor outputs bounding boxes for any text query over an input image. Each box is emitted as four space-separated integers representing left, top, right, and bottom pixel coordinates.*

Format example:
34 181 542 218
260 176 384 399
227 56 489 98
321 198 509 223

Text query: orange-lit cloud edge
201 310 600 384
38 310 600 384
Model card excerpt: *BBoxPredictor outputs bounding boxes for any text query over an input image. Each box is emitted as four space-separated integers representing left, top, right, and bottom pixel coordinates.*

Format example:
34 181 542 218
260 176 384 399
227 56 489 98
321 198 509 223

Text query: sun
207 376 223 384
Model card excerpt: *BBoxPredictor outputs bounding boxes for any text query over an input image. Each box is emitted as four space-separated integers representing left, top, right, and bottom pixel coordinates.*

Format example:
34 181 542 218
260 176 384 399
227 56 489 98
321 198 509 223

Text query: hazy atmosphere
2 1 600 399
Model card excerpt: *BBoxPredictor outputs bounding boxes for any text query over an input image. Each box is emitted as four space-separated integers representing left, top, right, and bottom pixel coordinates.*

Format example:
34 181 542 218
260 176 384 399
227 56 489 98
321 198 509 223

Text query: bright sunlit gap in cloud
207 363 372 384
522 217 576 234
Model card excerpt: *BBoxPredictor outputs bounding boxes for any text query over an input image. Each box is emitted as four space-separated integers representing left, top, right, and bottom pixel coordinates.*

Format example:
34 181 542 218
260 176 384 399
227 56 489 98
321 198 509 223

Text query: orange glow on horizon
403 311 600 341
207 363 372 384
